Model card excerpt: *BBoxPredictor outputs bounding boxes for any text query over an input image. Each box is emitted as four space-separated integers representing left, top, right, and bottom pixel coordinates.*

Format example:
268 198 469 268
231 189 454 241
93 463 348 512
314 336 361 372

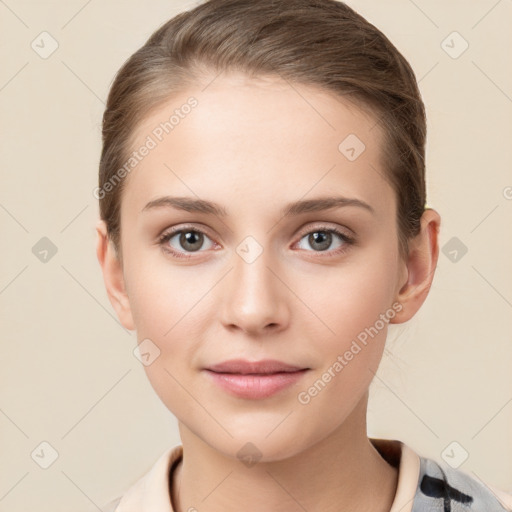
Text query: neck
171 395 398 512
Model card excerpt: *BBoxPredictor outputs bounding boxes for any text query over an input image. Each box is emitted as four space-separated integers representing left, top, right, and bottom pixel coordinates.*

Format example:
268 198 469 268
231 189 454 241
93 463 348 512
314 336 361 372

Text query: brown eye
295 226 355 256
178 231 204 252
159 227 216 258
306 231 333 251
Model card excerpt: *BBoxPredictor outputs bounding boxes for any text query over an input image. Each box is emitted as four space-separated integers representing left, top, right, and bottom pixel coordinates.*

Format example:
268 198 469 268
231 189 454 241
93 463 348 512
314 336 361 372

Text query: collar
111 438 421 512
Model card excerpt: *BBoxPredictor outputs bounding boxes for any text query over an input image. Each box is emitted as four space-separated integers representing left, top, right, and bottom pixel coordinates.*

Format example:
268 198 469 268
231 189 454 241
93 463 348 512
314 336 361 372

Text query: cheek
296 252 399 344
294 244 399 405
123 247 201 337
122 252 209 392
295 267 396 424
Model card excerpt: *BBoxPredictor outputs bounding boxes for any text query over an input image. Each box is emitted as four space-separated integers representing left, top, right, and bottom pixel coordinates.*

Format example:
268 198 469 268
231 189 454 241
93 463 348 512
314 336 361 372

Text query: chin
199 423 318 465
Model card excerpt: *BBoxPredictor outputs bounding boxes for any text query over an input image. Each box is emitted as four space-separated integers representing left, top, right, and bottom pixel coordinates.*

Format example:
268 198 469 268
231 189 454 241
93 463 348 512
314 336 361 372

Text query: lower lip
204 369 309 399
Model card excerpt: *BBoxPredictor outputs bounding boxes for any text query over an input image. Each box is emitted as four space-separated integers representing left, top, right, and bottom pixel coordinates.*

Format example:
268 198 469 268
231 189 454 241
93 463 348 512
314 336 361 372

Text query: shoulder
101 444 183 512
412 454 512 511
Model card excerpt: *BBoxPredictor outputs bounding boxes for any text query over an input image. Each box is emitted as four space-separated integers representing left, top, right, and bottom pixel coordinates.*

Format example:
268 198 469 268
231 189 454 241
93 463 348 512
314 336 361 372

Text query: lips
206 359 307 375
203 359 310 399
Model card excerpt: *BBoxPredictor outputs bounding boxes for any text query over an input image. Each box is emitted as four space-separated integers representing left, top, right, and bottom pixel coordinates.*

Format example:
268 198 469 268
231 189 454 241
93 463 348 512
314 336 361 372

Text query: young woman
95 0 512 510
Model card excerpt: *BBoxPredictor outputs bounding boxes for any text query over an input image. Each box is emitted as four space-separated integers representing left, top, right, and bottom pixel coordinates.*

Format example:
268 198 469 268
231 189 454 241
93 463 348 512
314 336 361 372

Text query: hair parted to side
99 0 427 263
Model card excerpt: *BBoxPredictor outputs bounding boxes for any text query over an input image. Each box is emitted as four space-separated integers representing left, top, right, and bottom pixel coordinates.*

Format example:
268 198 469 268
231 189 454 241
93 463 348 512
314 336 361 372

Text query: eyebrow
141 195 375 217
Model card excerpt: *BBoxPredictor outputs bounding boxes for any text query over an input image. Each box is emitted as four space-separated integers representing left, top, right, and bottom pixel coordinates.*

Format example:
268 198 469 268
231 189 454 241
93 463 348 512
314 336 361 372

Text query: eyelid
158 223 214 240
295 222 354 240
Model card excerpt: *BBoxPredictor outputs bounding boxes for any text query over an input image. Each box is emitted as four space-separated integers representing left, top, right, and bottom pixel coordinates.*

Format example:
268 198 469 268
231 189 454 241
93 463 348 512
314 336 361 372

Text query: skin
96 72 440 512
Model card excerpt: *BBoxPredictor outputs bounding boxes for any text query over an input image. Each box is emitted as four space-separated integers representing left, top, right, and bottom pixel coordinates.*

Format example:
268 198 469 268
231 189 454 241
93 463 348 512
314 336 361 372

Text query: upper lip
205 359 308 374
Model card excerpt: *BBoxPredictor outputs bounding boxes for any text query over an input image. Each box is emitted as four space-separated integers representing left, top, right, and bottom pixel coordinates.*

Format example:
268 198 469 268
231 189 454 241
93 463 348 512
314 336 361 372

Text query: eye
158 224 355 260
158 226 216 259
295 225 355 256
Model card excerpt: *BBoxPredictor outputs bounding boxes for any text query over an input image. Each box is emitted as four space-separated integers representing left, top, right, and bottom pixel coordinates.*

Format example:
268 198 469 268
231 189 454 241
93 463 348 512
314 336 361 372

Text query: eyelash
158 224 355 260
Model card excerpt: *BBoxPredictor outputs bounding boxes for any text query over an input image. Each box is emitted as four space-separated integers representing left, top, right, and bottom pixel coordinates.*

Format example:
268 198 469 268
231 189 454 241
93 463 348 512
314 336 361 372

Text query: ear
390 208 441 324
95 220 136 331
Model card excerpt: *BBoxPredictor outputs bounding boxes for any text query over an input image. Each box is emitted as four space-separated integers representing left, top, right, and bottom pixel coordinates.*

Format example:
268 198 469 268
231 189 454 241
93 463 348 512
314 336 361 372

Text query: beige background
1 0 511 510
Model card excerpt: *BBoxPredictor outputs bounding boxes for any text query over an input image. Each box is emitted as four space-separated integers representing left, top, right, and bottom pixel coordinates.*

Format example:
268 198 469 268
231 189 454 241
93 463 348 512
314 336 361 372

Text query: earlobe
95 220 136 331
390 209 441 324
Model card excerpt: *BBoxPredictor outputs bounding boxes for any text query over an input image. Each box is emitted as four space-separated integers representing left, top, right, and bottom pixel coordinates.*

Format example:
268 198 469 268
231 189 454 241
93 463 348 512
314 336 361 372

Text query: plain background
0 0 511 510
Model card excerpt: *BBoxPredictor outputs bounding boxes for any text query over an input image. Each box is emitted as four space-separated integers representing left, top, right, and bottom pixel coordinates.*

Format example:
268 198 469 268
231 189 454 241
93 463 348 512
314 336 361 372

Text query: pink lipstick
203 359 309 399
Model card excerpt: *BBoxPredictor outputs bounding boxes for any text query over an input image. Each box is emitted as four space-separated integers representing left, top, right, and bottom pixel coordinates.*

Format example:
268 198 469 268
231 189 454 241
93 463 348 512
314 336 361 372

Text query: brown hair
98 0 427 262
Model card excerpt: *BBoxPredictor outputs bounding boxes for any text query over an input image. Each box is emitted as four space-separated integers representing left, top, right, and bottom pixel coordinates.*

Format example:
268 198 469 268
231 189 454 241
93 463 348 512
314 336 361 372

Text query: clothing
103 438 512 512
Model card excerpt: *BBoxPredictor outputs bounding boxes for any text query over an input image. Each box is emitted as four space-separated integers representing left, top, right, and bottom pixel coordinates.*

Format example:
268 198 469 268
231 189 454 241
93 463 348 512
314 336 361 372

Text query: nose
219 245 290 336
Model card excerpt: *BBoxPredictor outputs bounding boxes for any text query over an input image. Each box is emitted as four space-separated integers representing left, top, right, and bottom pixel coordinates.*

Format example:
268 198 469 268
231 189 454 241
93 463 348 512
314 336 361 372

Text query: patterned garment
412 456 511 511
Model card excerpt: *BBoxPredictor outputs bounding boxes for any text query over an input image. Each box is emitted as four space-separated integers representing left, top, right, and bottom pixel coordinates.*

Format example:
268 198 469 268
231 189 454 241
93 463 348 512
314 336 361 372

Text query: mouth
205 358 309 375
203 359 310 399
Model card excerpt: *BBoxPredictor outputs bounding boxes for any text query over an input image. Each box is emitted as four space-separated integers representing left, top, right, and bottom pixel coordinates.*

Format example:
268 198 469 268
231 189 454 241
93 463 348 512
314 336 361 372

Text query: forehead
122 73 393 218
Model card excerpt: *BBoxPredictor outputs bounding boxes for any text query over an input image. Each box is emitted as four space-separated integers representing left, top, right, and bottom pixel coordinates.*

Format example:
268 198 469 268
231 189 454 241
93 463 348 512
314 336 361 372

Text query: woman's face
114 73 409 461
